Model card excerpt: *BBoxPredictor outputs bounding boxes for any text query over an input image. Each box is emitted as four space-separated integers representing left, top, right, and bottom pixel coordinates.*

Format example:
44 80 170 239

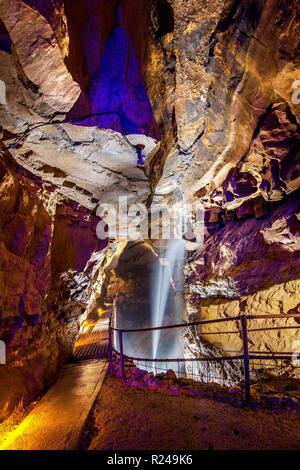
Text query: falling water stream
113 193 190 375
151 239 186 374
114 238 186 375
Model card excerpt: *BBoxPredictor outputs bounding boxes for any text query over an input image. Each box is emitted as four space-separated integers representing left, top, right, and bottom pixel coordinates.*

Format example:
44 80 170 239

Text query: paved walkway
0 360 108 450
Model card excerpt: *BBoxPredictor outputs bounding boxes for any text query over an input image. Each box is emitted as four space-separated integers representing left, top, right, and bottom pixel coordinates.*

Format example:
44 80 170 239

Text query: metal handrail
108 312 300 403
112 353 244 363
110 313 300 334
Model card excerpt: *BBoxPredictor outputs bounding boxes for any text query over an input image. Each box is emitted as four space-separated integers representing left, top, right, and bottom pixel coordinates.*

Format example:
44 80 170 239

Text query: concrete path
0 360 108 450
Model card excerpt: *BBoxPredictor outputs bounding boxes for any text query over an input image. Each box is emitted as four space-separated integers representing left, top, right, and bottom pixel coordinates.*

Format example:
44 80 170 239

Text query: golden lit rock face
146 0 300 379
150 0 300 212
191 0 300 206
187 280 300 380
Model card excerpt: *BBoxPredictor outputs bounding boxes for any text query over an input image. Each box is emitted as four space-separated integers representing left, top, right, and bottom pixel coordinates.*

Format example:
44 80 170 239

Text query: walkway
0 318 109 450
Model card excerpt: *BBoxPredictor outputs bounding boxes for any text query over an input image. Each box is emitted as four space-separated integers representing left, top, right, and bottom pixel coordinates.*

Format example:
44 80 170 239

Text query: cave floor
84 376 300 450
0 360 108 450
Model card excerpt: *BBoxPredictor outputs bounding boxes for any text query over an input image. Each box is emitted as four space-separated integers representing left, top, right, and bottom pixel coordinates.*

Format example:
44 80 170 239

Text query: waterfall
151 239 185 372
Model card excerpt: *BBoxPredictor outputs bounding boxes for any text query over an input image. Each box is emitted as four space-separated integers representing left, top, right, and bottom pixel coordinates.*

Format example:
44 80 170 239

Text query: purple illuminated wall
82 7 157 136
67 1 159 139
20 0 159 138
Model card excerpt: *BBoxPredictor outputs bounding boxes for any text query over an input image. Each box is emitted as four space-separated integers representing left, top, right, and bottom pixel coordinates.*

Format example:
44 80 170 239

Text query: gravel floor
85 376 300 450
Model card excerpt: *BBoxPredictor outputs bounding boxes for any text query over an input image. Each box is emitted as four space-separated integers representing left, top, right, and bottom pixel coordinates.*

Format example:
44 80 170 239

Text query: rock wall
174 0 300 379
0 148 106 422
132 0 300 381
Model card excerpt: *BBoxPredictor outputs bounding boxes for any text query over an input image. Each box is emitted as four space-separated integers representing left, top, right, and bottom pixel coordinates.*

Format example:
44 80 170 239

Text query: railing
108 313 300 403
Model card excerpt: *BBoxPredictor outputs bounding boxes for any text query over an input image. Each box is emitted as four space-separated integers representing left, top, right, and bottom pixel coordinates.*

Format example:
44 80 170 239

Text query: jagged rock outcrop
105 241 159 322
0 149 107 422
146 0 300 381
0 0 159 209
184 187 300 380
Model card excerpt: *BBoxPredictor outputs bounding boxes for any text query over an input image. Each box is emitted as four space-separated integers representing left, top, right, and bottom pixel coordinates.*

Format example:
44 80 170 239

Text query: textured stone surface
0 0 80 115
0 0 158 210
3 125 157 209
146 0 300 382
0 150 107 422
1 0 300 418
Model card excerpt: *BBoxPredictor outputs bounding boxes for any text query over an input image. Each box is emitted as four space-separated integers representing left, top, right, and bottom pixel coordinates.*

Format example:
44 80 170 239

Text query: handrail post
108 314 113 374
118 329 125 380
241 315 251 403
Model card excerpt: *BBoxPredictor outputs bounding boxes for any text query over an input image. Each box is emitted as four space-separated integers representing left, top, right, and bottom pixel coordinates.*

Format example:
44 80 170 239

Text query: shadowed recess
23 0 55 20
155 0 174 38
0 19 11 53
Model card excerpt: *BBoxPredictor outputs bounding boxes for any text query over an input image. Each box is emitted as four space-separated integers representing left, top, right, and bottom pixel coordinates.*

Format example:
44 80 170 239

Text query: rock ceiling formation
1 0 300 421
0 0 159 209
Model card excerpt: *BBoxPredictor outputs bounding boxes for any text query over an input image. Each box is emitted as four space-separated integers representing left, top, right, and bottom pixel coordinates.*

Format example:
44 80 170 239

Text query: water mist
151 239 186 374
